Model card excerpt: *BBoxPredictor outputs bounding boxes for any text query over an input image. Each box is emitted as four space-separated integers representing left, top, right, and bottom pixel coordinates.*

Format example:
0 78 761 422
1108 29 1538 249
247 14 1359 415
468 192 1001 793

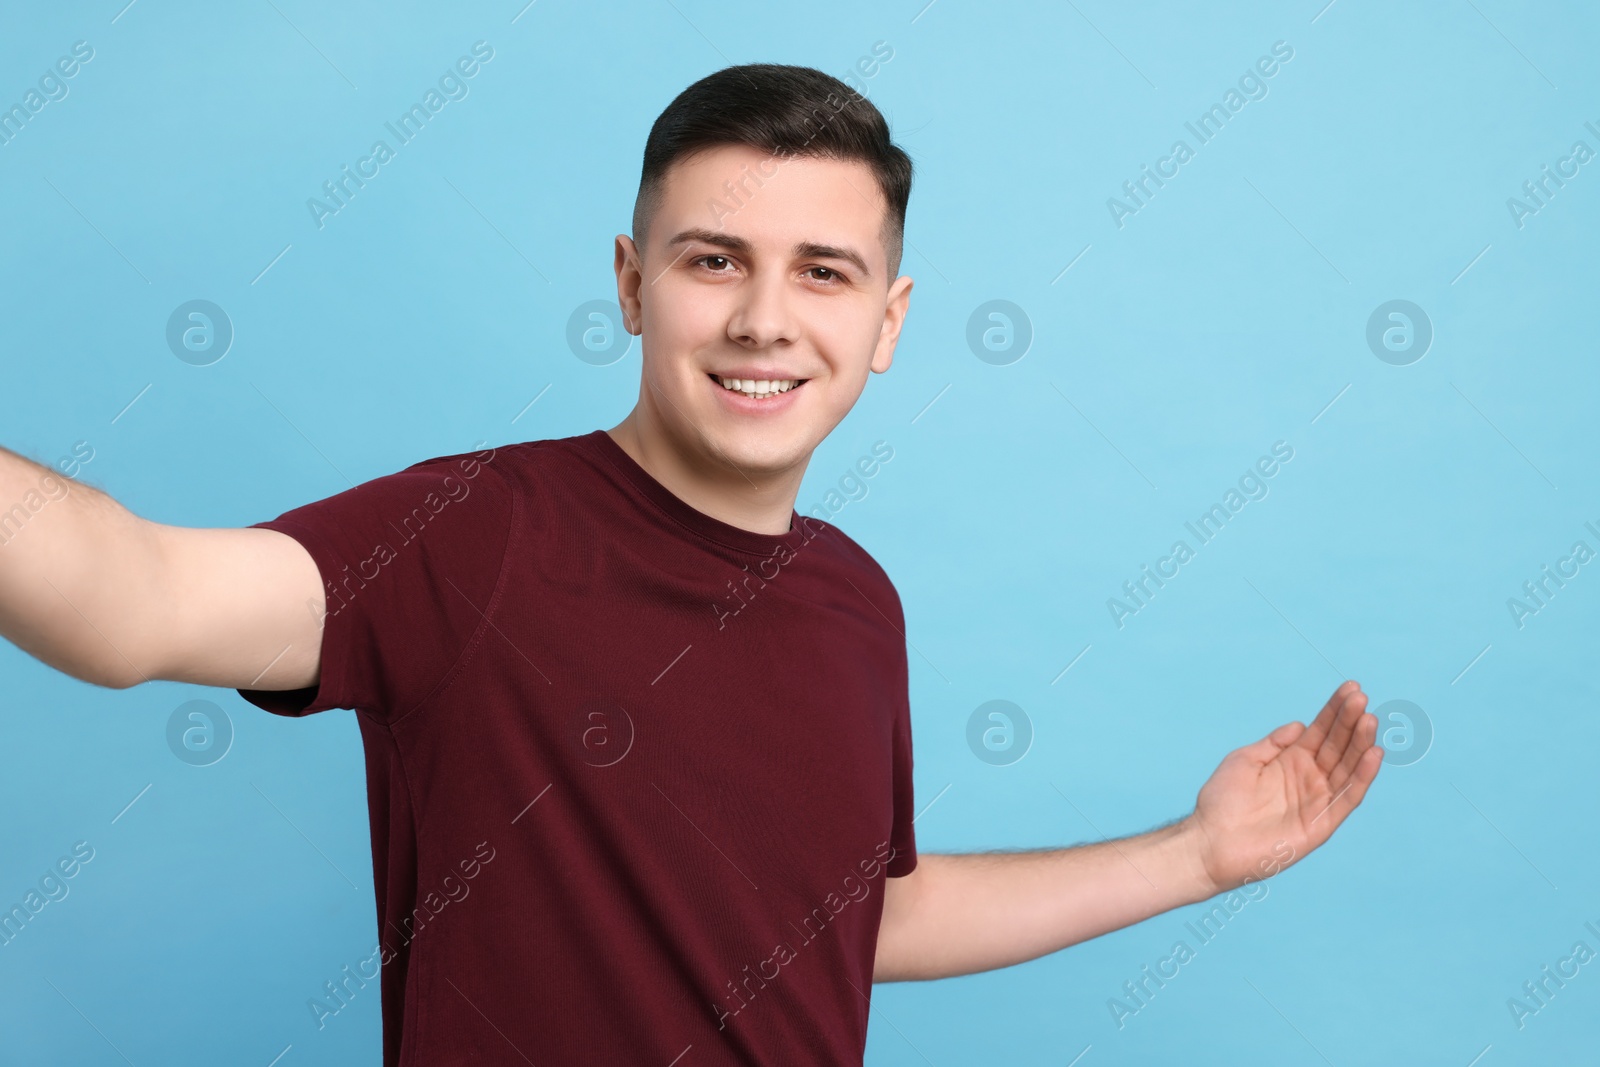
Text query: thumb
1234 721 1305 764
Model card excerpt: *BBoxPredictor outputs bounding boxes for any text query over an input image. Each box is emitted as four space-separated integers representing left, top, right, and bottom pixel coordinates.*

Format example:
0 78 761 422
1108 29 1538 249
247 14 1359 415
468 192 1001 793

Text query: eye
806 266 844 284
693 254 735 273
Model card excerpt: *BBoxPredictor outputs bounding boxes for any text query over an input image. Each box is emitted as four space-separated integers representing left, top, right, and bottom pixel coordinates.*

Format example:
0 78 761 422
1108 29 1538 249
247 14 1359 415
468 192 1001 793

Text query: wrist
1168 813 1222 902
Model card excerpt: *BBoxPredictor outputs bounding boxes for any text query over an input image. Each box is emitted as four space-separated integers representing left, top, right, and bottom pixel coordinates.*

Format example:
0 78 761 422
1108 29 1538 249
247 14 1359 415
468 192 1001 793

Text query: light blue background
2 1 1596 1064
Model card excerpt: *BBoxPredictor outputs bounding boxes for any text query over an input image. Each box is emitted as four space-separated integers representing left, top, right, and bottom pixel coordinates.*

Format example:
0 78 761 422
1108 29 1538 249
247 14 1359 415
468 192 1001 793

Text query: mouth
708 373 809 401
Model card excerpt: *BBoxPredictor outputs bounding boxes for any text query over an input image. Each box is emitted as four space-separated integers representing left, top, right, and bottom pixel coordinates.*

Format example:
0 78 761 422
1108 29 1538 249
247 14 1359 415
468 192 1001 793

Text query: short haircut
632 63 913 281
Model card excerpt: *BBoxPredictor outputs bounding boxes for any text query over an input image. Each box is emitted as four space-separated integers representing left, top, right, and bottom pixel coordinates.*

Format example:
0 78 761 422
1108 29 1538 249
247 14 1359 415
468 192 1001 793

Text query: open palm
1189 680 1382 894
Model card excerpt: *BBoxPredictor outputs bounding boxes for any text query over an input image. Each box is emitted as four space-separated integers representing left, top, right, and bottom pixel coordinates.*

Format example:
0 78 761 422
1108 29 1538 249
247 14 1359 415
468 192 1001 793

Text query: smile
710 374 807 400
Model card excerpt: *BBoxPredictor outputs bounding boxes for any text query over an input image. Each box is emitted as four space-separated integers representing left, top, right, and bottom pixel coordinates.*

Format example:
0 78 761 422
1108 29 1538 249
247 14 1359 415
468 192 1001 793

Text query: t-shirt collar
580 430 815 557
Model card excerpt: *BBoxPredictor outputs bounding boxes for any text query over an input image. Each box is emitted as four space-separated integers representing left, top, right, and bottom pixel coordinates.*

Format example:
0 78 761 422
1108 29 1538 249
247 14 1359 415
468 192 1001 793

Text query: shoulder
397 441 506 484
801 514 903 613
258 441 522 543
336 442 518 517
395 434 592 496
438 433 608 488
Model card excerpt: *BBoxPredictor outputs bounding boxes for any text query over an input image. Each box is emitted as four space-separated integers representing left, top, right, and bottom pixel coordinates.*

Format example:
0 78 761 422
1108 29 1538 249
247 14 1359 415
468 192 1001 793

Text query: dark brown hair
632 63 913 280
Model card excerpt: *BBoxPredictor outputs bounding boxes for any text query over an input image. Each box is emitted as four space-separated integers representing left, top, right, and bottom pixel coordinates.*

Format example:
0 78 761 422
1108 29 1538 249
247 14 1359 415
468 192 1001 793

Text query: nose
725 271 799 350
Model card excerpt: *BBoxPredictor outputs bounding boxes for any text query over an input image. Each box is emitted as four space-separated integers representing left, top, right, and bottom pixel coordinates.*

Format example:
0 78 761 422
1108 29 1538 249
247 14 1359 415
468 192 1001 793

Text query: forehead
652 144 888 271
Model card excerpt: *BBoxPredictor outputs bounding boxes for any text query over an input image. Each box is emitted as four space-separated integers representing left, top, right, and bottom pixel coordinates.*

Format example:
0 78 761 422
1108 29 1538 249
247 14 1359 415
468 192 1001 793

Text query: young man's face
615 144 913 480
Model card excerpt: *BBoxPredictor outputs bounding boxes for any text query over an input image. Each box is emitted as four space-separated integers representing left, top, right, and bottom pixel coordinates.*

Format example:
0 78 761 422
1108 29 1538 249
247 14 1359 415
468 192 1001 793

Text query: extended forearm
875 817 1215 982
0 445 163 687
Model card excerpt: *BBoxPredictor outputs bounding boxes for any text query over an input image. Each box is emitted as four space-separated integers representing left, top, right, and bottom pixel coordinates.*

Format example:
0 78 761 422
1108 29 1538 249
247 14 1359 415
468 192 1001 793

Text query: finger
1270 720 1306 748
1236 721 1306 765
1313 745 1382 831
1316 688 1368 774
1316 690 1365 773
1329 711 1378 795
1291 679 1360 756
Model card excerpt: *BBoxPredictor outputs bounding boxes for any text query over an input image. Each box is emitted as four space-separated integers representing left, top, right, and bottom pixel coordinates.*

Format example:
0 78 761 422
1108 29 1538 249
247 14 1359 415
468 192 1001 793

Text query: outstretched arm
0 443 324 691
873 680 1380 982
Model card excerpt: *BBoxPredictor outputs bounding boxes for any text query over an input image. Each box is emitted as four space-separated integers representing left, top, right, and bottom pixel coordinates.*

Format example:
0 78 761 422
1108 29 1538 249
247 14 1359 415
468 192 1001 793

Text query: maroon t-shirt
238 429 918 1066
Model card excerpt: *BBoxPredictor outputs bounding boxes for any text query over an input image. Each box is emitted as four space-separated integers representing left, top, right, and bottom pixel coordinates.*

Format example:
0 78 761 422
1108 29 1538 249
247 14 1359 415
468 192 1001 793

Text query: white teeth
715 376 800 399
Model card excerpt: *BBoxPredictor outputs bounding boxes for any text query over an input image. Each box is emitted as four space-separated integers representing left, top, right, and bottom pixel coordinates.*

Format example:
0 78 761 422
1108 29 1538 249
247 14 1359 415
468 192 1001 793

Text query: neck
606 409 805 536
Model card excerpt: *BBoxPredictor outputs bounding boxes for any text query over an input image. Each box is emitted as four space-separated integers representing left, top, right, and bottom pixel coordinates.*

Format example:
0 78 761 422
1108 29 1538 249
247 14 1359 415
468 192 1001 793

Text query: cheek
648 285 728 356
811 308 879 370
808 356 872 422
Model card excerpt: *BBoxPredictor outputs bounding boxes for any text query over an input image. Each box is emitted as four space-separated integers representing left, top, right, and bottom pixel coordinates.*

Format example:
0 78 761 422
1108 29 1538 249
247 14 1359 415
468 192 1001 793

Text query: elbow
96 669 146 691
62 647 152 690
5 637 151 690
69 659 147 690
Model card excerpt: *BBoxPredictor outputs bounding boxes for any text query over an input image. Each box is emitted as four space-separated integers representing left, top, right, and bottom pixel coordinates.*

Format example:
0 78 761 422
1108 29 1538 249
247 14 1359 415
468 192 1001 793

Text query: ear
614 234 643 335
871 274 914 374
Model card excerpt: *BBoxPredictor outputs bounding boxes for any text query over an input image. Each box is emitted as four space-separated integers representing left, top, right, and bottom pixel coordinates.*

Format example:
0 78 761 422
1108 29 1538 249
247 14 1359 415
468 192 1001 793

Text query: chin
699 424 813 475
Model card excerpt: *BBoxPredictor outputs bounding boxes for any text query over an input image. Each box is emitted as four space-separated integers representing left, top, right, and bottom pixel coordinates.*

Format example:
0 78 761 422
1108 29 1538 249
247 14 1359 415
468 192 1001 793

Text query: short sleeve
886 625 918 878
236 445 515 722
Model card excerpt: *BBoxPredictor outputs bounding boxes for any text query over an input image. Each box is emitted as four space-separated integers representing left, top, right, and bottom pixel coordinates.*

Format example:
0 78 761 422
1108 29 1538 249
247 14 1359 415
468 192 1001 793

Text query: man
0 63 1380 1065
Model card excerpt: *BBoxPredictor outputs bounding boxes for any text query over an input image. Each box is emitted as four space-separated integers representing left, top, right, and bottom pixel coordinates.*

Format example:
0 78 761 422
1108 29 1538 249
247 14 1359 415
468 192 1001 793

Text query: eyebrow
666 227 872 280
